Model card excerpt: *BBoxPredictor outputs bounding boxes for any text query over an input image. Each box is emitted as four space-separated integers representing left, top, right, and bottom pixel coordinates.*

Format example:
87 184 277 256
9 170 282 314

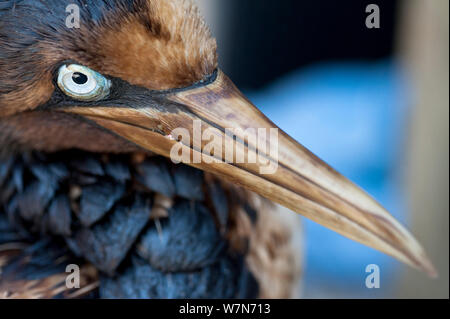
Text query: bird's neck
0 111 141 158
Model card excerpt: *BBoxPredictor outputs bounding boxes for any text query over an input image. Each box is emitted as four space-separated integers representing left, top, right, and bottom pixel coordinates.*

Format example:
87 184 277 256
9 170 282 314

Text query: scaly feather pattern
0 151 260 298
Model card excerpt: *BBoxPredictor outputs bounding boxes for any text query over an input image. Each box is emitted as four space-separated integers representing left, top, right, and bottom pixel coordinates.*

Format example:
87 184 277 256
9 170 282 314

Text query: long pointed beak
63 70 436 277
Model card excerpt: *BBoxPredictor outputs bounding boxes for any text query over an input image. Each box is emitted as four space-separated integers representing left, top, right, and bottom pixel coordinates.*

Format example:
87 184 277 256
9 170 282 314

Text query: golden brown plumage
227 192 302 298
0 0 217 117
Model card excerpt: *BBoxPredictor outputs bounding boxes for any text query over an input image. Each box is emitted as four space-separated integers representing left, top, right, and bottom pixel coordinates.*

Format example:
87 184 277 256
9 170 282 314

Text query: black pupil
72 72 88 85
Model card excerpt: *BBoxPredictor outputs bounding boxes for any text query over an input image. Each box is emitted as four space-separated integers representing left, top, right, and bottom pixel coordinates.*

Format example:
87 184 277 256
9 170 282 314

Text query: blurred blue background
200 0 408 297
248 60 409 297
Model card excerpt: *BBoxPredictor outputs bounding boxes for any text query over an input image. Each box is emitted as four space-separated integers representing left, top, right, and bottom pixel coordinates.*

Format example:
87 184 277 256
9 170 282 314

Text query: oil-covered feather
70 156 104 176
137 200 224 272
17 180 56 221
136 158 175 197
99 255 247 299
105 159 131 183
78 181 125 227
44 194 72 236
172 165 204 200
73 195 150 275
0 157 13 187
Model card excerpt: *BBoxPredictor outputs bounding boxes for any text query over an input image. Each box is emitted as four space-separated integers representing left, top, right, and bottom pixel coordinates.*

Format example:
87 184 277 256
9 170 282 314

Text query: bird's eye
57 64 111 101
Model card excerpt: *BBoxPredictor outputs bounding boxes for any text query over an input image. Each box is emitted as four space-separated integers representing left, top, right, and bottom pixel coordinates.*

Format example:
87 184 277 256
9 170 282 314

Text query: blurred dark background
222 0 398 89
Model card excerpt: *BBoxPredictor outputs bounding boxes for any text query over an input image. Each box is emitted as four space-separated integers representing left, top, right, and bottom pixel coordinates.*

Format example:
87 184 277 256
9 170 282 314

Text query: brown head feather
90 0 218 90
0 0 217 117
0 0 217 153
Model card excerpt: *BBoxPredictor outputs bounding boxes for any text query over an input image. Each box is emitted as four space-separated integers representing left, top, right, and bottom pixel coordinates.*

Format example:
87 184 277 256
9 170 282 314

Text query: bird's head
0 0 436 276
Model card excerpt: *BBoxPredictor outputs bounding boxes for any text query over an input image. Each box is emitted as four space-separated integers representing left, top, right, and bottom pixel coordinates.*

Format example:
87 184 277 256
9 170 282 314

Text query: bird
0 0 436 299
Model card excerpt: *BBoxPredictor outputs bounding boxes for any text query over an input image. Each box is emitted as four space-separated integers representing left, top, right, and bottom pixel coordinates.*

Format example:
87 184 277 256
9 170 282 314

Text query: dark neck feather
0 149 259 298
